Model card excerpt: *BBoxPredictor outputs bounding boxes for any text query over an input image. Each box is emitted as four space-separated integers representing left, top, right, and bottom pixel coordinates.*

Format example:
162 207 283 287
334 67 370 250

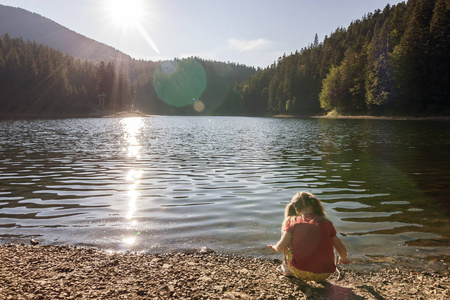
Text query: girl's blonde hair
282 202 298 230
282 191 326 230
291 191 326 218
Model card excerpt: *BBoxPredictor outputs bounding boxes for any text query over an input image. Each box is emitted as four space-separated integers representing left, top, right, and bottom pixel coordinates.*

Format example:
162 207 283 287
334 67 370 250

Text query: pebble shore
1 244 448 299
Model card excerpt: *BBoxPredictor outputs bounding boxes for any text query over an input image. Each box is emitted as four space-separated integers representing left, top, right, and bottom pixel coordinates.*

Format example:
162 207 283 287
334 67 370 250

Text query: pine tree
365 23 394 111
392 0 435 113
319 65 342 112
428 0 450 111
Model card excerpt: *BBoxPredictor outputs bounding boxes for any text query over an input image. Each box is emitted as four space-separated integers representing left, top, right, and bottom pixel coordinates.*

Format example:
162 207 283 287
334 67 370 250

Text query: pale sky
0 0 405 68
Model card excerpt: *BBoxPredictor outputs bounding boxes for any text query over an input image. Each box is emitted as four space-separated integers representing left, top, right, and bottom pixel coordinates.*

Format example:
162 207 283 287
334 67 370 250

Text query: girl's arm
332 236 350 264
268 231 292 253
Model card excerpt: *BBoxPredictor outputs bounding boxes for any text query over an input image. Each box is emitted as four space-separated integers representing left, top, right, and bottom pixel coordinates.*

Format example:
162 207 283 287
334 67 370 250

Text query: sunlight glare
123 236 136 245
127 184 139 219
105 0 145 28
103 0 160 54
136 23 160 54
126 169 143 182
121 118 144 159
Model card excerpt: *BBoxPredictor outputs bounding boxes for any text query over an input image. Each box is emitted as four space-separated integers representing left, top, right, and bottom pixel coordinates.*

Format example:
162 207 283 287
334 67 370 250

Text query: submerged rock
30 238 39 246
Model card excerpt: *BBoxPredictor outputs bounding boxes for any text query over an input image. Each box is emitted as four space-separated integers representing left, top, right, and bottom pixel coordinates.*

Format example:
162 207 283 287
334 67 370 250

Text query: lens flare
136 23 160 54
153 59 207 107
193 100 205 113
160 60 178 74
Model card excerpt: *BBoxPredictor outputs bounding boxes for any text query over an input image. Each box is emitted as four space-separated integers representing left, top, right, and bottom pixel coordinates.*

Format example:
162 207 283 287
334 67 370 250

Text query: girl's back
286 213 336 274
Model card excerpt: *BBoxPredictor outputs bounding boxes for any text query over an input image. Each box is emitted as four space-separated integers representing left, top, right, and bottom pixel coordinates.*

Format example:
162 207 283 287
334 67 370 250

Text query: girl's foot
276 264 293 276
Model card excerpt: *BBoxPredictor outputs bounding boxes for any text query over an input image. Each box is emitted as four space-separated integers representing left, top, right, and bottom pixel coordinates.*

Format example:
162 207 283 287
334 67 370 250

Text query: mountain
0 4 131 62
0 4 257 117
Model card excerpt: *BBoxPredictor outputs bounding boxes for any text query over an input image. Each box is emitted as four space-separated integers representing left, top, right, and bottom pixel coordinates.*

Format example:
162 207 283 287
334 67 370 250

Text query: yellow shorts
284 249 332 282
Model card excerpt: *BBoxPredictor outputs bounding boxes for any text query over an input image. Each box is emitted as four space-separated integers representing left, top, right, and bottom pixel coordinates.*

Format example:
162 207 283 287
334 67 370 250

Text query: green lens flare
153 59 207 107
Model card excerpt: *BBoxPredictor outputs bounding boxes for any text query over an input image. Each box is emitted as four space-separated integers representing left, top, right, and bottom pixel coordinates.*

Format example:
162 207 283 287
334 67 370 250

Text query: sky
0 0 406 68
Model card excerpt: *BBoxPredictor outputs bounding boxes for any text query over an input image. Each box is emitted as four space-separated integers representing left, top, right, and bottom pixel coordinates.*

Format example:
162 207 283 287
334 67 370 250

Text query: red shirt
286 213 337 273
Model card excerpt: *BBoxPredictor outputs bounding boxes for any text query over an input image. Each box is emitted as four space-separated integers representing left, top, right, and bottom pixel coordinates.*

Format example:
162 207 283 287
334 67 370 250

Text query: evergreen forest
243 0 450 116
0 34 133 116
0 0 449 117
0 33 256 117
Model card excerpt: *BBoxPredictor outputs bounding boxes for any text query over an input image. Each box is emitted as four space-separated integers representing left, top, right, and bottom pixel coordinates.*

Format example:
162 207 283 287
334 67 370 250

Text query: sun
104 0 146 29
102 0 160 54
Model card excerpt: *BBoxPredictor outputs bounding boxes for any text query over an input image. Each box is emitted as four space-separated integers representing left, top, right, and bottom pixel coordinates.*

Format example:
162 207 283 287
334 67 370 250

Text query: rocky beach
0 243 448 299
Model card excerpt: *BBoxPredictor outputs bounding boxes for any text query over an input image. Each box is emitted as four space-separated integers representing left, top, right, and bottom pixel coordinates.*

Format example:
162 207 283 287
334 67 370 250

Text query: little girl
269 191 350 281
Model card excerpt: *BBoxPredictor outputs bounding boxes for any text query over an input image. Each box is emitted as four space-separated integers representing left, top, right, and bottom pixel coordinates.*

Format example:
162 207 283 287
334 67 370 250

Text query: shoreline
102 111 150 118
0 110 151 119
1 244 448 299
312 115 450 121
2 111 450 120
273 114 450 121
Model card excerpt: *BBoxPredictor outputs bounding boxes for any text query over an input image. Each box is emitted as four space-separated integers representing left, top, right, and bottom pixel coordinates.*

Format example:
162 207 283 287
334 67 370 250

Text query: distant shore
273 114 450 121
312 115 450 121
1 112 450 120
0 111 151 119
0 243 448 299
102 111 150 118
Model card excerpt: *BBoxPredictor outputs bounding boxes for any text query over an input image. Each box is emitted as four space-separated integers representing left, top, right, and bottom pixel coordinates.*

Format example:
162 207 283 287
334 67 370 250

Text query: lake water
0 116 449 261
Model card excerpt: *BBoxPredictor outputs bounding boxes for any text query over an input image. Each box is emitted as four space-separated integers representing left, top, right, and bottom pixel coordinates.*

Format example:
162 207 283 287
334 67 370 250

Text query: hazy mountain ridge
0 4 131 62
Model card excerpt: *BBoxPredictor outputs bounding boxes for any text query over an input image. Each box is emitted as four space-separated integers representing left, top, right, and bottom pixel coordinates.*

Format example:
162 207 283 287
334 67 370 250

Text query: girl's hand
338 256 350 265
268 245 277 252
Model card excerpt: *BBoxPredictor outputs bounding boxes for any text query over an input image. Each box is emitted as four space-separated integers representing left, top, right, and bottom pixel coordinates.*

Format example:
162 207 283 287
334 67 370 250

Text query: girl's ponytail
282 202 298 230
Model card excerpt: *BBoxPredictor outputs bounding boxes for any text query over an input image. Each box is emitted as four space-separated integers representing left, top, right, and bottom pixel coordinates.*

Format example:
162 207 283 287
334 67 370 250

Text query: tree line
1 0 448 117
0 33 133 117
0 33 256 117
132 57 256 115
242 0 450 116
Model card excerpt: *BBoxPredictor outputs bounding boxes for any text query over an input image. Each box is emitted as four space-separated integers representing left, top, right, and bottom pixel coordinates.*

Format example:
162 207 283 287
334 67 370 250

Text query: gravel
0 244 448 299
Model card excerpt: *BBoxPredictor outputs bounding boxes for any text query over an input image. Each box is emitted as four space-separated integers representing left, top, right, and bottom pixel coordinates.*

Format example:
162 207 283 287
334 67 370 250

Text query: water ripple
0 117 449 259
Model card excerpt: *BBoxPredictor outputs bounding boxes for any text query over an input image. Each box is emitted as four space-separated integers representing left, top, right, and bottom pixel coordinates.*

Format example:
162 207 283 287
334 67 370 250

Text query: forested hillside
0 4 257 117
0 34 255 117
242 0 450 116
0 34 133 116
133 58 255 115
1 1 448 117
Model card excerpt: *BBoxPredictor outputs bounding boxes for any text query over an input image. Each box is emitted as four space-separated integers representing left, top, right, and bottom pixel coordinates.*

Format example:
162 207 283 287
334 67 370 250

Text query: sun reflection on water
126 172 142 220
122 236 136 245
121 118 144 159
127 188 138 220
120 118 145 247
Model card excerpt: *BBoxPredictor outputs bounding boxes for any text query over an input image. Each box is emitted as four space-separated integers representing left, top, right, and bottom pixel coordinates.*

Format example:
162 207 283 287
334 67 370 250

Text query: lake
0 116 449 261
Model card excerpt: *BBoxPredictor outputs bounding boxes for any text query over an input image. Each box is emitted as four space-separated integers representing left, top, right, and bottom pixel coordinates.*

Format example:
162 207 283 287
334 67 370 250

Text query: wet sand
1 244 448 299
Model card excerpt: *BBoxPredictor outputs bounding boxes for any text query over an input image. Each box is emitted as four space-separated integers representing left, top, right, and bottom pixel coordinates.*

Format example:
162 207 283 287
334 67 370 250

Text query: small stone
214 285 225 292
